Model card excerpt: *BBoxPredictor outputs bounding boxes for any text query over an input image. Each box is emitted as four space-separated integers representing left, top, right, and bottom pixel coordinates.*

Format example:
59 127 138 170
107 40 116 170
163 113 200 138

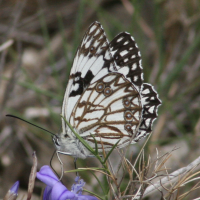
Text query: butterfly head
52 135 61 149
52 130 90 159
52 132 70 151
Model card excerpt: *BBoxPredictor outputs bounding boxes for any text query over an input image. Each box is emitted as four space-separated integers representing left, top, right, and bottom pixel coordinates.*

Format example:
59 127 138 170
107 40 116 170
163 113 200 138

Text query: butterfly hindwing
134 83 162 142
70 72 142 150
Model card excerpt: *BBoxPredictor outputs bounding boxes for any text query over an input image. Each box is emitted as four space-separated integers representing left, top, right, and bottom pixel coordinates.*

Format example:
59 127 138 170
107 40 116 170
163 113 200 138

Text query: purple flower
4 181 19 200
10 181 19 195
37 165 98 200
71 177 98 200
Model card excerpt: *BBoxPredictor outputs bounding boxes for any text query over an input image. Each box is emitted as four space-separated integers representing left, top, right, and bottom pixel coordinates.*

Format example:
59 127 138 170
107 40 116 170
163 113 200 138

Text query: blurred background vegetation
0 0 200 199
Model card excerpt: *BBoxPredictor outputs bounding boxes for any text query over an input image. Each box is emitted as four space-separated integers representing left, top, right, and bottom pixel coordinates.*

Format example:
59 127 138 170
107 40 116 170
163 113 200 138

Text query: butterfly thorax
53 129 90 159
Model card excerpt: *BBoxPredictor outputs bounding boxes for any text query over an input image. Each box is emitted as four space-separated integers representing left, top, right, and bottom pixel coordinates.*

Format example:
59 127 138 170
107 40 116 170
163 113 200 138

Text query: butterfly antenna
6 114 57 138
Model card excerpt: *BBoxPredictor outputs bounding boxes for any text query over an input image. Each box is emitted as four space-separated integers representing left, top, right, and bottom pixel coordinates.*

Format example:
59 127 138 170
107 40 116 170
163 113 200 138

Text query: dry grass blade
27 151 37 200
73 168 113 179
178 182 200 200
0 40 14 52
143 156 200 197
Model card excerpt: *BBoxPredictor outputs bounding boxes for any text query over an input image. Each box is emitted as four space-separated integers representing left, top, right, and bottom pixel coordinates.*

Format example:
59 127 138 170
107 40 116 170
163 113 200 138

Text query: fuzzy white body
56 135 90 159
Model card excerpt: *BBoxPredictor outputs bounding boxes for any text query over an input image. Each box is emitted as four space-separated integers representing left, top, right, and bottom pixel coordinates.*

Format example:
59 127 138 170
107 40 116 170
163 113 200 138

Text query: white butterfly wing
60 21 161 152
61 22 117 137
109 32 161 140
70 72 142 150
109 32 144 92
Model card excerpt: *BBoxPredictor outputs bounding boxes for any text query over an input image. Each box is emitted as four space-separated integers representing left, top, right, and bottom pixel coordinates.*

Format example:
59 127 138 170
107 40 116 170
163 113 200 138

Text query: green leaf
65 167 109 173
83 189 104 200
61 115 95 154
90 133 99 155
89 171 108 196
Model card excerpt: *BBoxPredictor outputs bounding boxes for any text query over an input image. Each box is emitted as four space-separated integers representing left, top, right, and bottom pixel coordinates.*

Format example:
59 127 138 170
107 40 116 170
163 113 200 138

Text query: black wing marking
134 83 162 142
109 32 143 91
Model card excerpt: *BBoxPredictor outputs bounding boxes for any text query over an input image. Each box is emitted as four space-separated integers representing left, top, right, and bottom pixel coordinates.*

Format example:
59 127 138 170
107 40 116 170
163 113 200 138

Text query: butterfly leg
56 151 64 180
50 150 64 183
74 157 79 176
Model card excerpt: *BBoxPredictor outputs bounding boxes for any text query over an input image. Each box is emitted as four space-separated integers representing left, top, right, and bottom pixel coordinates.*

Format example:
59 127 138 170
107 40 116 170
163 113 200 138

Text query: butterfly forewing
70 72 142 150
61 22 117 136
109 32 143 92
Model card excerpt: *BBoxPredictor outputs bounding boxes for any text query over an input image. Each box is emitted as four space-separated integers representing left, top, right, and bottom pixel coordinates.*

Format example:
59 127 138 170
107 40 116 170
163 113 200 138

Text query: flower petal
10 181 19 194
51 181 75 200
71 178 85 194
76 195 98 200
43 185 52 200
37 165 59 187
3 181 19 200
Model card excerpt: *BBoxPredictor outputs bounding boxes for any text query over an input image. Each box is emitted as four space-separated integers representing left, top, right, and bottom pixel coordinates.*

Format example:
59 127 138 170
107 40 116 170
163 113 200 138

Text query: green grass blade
39 12 62 94
83 189 104 200
160 34 200 92
90 133 99 155
103 140 120 164
89 171 108 196
61 115 95 153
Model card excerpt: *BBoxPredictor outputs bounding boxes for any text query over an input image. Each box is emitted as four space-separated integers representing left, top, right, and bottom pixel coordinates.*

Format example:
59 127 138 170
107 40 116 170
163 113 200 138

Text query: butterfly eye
124 111 134 121
96 82 105 92
53 136 60 147
104 87 112 96
64 134 68 138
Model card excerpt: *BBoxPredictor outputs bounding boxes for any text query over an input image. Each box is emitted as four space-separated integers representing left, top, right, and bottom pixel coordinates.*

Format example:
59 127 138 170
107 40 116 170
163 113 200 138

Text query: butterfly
53 21 161 159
